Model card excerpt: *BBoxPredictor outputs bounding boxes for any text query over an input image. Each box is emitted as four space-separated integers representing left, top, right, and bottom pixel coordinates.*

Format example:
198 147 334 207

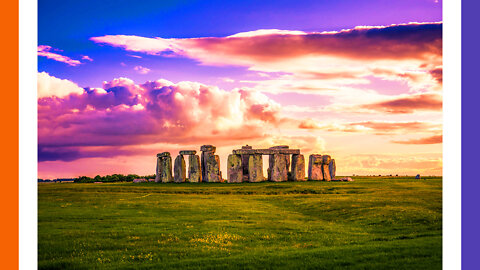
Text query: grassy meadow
38 176 442 269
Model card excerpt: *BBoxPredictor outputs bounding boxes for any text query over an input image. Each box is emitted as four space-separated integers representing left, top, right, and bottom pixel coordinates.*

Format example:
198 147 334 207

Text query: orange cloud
391 135 442 144
360 93 442 114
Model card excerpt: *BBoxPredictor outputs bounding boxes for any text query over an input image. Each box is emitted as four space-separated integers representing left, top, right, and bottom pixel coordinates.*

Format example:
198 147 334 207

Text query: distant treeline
74 174 156 183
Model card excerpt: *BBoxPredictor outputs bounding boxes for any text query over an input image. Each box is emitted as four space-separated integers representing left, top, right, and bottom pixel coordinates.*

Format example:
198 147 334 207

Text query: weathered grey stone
308 154 324 181
269 154 288 182
200 145 216 152
233 149 300 155
180 150 197 155
291 154 306 181
155 157 161 182
227 154 243 183
133 179 147 183
322 155 331 165
157 152 171 158
322 155 332 181
285 154 290 175
248 154 263 182
201 150 222 182
174 155 186 183
269 145 289 149
241 154 250 182
215 155 223 182
188 155 201 183
329 159 336 180
241 145 253 149
340 177 354 182
158 155 173 183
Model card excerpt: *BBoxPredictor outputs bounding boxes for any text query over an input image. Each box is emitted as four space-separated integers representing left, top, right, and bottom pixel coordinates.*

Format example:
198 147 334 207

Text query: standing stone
248 154 263 182
201 145 222 182
188 155 201 183
200 145 216 152
329 159 336 180
155 157 161 182
291 154 306 181
160 155 173 183
308 154 324 181
215 155 223 181
285 155 291 174
322 155 332 181
174 154 186 183
269 154 288 182
227 154 243 183
268 155 274 181
241 145 252 182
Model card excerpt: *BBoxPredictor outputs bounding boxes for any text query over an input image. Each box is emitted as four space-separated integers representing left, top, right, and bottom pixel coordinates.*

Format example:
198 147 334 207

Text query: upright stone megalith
291 154 306 181
227 154 243 183
248 154 263 182
201 145 222 182
322 155 332 181
156 152 173 183
174 154 186 183
155 156 161 182
308 154 323 181
269 154 288 182
329 159 336 180
188 154 201 183
241 145 253 182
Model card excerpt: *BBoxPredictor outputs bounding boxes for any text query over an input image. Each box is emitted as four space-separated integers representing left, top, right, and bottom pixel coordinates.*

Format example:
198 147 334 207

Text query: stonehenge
155 144 340 183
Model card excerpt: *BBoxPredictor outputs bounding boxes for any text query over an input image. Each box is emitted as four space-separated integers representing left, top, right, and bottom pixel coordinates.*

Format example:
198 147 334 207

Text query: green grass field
38 177 442 269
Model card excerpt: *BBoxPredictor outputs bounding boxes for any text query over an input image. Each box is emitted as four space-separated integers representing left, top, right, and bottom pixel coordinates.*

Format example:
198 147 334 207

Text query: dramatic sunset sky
38 0 443 179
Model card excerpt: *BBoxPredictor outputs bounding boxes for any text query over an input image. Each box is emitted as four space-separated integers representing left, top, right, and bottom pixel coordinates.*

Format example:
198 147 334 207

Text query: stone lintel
179 150 197 155
269 145 289 149
157 152 171 158
233 149 300 155
200 145 216 152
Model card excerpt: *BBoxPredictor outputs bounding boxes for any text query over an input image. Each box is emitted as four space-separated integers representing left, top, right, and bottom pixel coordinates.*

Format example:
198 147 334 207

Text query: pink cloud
348 121 439 134
134 65 151 74
82 55 93 61
37 45 82 66
37 72 84 98
91 23 442 96
91 22 441 64
298 119 440 135
38 74 282 162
